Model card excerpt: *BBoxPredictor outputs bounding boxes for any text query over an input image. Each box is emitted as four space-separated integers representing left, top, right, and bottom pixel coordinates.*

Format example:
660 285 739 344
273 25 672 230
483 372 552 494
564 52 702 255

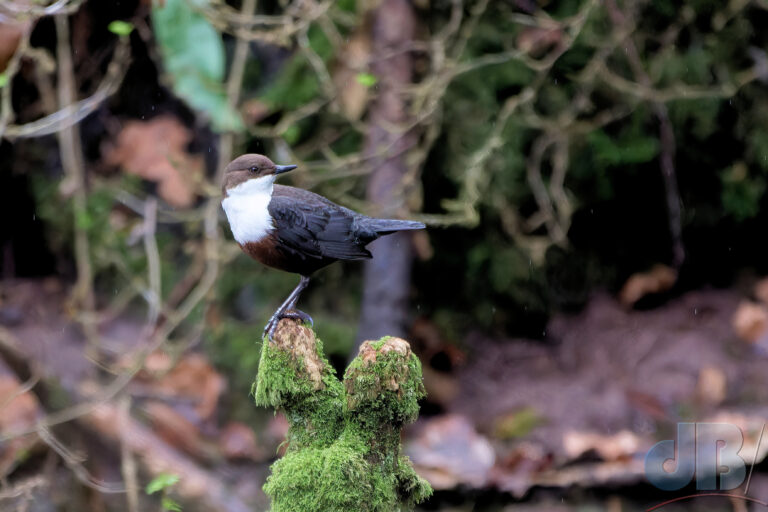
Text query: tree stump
254 319 432 512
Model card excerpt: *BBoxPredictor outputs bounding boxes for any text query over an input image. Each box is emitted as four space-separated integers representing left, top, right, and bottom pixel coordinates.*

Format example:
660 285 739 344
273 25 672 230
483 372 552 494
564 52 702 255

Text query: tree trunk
357 0 418 346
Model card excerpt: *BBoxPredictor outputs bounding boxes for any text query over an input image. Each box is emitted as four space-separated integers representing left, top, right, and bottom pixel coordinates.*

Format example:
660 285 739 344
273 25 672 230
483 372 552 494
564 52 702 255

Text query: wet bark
357 0 418 346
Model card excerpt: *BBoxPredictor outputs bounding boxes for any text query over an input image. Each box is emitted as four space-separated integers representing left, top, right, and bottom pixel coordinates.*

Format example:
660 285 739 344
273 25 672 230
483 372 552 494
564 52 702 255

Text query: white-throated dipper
221 154 425 339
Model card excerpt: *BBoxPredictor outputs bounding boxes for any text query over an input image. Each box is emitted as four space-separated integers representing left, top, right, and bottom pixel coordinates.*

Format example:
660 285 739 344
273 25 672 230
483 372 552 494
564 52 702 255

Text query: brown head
221 154 297 195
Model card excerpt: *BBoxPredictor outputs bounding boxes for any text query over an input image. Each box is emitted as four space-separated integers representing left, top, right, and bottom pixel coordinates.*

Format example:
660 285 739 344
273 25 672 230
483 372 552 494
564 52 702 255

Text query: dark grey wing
267 195 373 261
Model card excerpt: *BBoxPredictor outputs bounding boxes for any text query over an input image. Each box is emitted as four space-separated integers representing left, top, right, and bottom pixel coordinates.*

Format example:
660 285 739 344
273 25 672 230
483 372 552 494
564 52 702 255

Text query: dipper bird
221 154 425 340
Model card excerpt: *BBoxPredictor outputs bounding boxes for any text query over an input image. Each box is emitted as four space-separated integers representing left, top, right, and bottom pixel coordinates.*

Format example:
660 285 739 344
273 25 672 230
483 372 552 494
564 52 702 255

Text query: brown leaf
618 264 677 307
0 376 41 434
104 116 203 208
144 402 206 458
406 414 495 489
0 362 43 478
562 430 642 462
218 422 263 460
149 353 226 421
695 365 727 406
732 300 768 343
0 22 27 73
121 351 226 422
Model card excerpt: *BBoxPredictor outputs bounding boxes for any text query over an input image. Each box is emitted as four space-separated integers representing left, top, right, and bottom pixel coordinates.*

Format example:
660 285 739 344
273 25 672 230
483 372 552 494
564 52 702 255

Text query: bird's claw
262 309 314 342
282 309 313 327
263 316 279 342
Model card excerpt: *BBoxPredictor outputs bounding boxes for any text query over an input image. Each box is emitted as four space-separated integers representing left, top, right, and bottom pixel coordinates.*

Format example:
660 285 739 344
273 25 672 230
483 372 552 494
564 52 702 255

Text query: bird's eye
249 166 258 173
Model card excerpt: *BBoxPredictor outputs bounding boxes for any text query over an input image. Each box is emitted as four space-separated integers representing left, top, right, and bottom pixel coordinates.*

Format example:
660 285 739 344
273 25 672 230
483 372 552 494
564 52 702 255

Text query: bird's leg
264 276 312 340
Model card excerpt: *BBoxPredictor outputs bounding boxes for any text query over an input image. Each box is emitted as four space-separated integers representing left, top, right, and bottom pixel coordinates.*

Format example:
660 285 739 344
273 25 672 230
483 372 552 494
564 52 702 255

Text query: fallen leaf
118 350 226 422
493 407 544 440
218 422 262 460
144 401 207 458
406 414 495 489
618 264 677 307
104 115 203 208
490 442 552 497
562 430 642 462
149 353 226 421
732 300 768 343
0 360 43 477
695 365 727 406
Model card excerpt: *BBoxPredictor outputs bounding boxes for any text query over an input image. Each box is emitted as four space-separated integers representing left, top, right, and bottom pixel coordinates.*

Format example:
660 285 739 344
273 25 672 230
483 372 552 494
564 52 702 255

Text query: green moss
254 331 345 449
254 328 432 511
344 343 426 426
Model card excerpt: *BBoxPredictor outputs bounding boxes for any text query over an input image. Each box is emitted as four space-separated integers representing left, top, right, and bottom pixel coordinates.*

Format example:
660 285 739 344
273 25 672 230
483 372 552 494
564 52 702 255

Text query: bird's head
221 154 297 196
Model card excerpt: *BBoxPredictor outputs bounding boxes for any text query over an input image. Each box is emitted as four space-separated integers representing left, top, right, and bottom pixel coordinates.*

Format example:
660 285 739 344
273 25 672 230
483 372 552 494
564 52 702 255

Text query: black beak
274 164 297 175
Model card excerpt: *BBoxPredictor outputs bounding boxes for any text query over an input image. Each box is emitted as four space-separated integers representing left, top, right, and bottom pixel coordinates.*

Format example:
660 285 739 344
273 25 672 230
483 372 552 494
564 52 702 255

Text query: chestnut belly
240 236 335 276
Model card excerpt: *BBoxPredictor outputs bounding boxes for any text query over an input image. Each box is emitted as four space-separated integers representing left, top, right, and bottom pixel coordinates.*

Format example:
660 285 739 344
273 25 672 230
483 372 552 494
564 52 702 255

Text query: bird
221 154 426 340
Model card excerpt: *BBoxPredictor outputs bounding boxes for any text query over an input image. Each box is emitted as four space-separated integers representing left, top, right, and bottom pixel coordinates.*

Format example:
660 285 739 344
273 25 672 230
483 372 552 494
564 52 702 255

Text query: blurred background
2 0 768 510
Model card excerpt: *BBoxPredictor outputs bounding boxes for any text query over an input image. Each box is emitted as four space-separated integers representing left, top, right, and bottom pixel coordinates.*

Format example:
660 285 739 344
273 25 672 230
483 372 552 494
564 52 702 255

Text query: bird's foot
282 309 313 327
262 309 314 342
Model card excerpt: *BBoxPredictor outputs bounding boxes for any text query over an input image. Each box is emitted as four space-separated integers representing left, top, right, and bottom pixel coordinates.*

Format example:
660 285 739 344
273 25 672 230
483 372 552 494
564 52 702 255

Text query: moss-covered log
254 319 432 512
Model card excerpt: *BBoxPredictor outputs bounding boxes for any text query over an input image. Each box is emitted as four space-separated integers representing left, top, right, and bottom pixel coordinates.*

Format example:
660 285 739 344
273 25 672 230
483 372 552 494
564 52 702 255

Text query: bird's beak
274 164 297 175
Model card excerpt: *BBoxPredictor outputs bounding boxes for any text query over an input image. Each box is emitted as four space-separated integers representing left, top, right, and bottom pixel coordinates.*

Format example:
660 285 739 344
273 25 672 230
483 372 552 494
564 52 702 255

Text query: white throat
221 175 276 244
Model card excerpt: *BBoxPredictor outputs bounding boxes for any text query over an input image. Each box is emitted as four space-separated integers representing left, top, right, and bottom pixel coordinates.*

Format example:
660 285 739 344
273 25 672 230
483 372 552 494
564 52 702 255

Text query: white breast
221 175 276 244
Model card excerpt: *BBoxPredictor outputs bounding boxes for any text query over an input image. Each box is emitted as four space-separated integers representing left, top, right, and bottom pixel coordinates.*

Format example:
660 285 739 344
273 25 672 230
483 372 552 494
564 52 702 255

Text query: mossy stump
254 319 432 512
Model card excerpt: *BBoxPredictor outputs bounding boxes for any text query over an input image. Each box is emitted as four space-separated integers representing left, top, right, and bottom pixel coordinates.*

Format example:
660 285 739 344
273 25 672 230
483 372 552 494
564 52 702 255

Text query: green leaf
162 497 183 512
107 20 134 36
721 162 766 221
151 0 243 132
0 73 7 88
355 72 378 87
146 473 180 495
282 125 300 145
588 130 659 166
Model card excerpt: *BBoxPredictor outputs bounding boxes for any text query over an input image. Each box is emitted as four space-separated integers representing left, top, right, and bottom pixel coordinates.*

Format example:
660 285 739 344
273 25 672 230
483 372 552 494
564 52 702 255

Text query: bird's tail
364 218 426 235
